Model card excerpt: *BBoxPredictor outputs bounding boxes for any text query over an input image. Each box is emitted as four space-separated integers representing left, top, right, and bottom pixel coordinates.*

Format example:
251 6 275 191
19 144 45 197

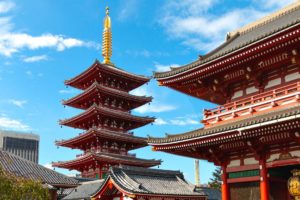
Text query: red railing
203 82 300 124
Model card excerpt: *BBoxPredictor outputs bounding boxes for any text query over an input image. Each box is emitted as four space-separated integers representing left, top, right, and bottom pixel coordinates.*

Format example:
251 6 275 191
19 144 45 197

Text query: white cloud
43 163 54 170
117 0 139 21
154 118 168 125
8 99 27 108
170 118 198 126
153 115 200 126
0 0 15 14
125 49 169 58
59 89 77 94
0 116 31 131
257 0 295 9
0 33 95 57
134 104 176 114
131 85 177 114
23 55 48 63
0 4 98 57
25 70 32 76
154 63 180 72
159 0 294 51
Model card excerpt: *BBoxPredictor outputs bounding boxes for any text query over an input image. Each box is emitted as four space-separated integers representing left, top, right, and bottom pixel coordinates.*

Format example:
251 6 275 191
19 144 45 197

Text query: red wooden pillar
259 158 269 200
221 164 230 200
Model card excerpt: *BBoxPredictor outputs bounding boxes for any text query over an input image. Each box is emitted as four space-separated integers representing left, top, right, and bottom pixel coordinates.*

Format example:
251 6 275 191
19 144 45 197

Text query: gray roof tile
0 150 78 187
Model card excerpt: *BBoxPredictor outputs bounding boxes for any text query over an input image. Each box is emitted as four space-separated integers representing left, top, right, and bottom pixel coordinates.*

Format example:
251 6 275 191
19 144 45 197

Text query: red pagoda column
221 164 230 200
259 157 269 200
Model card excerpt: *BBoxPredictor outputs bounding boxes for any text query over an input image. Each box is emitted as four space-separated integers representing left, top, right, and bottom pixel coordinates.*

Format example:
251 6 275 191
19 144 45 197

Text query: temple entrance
269 164 300 200
230 182 260 200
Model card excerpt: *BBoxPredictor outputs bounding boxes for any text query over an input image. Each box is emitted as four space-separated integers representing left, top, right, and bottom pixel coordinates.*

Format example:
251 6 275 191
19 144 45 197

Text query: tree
208 167 222 190
0 166 49 200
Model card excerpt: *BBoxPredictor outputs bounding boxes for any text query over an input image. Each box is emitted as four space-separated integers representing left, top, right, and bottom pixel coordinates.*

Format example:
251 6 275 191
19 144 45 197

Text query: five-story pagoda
53 7 161 179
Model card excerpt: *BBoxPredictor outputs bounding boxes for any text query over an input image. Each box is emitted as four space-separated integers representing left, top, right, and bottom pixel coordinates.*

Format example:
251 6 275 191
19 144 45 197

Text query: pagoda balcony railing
203 82 300 126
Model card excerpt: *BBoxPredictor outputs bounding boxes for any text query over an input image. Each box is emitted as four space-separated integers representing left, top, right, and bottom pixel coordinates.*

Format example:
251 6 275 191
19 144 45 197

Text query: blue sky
0 0 295 183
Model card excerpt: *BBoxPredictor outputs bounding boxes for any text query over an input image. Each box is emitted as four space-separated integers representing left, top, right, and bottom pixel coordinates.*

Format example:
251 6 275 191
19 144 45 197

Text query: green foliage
0 166 50 200
208 167 222 190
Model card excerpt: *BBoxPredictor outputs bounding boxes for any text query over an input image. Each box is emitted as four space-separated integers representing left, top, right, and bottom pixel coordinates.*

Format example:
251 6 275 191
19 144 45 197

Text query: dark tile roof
154 1 300 79
0 150 78 187
148 105 300 144
53 151 162 168
105 165 209 197
63 179 105 200
200 187 221 200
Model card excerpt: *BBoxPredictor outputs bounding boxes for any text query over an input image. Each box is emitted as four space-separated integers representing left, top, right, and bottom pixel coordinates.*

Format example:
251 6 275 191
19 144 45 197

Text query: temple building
91 166 215 200
149 1 300 200
0 150 78 200
53 7 161 179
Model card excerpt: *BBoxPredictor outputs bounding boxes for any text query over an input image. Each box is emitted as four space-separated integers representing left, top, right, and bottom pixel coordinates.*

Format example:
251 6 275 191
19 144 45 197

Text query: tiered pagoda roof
62 82 152 110
55 128 147 150
53 7 160 178
65 60 150 91
53 152 161 169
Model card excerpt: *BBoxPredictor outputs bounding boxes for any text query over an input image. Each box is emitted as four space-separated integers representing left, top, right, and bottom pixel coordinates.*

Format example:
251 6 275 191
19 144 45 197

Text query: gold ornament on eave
102 6 112 65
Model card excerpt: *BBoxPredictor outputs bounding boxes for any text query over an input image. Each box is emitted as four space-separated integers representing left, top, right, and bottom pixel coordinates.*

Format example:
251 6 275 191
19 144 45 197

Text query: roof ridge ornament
102 6 113 66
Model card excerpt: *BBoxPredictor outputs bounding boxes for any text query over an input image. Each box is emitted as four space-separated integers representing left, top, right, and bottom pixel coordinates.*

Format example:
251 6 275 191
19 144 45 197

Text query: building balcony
202 82 300 126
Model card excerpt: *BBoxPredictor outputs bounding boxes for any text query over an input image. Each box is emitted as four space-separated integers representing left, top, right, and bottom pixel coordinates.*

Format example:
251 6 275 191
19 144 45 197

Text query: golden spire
102 6 112 65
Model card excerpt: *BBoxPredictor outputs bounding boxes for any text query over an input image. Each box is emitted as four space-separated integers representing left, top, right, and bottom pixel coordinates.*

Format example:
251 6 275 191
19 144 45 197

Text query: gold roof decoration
102 6 113 65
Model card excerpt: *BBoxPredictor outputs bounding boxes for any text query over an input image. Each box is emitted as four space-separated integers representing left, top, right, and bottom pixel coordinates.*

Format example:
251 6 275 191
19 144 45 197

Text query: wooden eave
56 128 147 150
65 60 150 90
59 105 155 130
148 105 300 149
52 152 161 169
62 82 152 110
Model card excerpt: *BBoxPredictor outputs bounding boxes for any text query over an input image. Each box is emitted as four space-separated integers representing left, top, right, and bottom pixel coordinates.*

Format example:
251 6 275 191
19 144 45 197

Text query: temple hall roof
148 105 300 145
94 165 220 198
154 1 300 80
63 179 105 200
0 150 79 188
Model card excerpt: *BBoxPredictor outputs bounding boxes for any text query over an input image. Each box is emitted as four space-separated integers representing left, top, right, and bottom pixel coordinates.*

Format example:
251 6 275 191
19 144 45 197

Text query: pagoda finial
102 6 112 65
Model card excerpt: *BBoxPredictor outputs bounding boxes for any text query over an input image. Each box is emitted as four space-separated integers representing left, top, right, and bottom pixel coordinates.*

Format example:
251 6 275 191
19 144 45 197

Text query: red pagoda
149 2 300 200
53 7 161 179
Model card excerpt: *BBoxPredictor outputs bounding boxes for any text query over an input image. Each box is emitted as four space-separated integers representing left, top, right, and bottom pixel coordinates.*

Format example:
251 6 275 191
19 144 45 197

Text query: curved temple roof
148 105 300 146
63 82 152 110
92 165 216 199
0 150 78 188
65 60 150 91
56 128 147 150
59 104 155 130
154 1 300 81
53 152 161 169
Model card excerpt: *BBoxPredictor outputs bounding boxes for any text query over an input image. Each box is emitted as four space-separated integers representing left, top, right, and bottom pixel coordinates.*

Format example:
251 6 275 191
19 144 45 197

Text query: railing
203 82 300 125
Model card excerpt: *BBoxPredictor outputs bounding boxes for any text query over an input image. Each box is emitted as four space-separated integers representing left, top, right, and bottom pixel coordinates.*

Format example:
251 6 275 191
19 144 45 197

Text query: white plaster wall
285 72 300 82
246 86 258 94
267 153 280 162
228 159 241 167
124 197 133 200
265 78 281 89
232 90 243 99
290 150 300 157
244 157 259 165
